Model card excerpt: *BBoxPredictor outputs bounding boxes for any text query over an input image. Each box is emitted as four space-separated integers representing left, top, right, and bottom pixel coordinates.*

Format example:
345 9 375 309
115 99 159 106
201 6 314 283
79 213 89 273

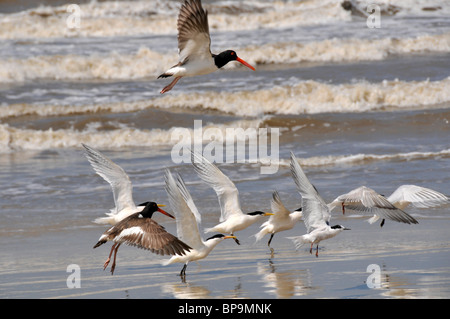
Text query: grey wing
164 169 204 250
388 185 449 209
337 186 418 224
270 191 292 223
82 143 136 213
191 151 243 222
290 152 330 233
177 0 211 63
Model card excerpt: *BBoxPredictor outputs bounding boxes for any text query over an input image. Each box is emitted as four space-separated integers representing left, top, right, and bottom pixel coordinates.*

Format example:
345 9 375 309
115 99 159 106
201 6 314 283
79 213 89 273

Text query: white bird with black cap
329 184 446 227
254 191 303 247
288 152 350 257
191 151 273 245
163 169 236 277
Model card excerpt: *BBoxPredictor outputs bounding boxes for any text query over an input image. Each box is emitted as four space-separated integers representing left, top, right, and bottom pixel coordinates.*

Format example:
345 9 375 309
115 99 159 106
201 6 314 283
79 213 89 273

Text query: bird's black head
214 50 255 70
205 234 226 241
205 234 236 241
214 50 237 68
138 201 150 207
139 202 175 219
331 224 350 230
139 202 159 218
247 211 272 217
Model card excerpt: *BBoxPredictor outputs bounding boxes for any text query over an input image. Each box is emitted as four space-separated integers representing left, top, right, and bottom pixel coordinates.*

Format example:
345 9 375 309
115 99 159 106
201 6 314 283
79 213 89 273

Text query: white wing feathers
387 185 449 210
82 143 136 214
330 186 419 224
290 152 330 233
270 191 292 223
191 151 243 222
164 169 204 250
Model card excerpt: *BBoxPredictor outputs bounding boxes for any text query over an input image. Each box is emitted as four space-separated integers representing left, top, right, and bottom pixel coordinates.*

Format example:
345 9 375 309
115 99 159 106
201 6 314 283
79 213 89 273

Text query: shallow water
1 0 450 299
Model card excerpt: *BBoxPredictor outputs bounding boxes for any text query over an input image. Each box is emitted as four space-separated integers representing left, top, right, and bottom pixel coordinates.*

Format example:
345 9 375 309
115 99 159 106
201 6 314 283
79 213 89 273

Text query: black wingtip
158 73 172 79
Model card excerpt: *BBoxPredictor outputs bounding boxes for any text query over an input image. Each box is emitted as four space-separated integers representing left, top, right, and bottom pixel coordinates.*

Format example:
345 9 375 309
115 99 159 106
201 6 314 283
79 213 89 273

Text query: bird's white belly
309 227 340 243
171 59 217 77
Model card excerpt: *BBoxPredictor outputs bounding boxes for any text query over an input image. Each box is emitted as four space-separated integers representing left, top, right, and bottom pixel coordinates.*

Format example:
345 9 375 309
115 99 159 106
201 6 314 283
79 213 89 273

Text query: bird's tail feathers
161 258 174 266
254 228 270 243
93 240 106 249
158 73 172 79
287 236 307 250
368 215 380 224
93 216 114 225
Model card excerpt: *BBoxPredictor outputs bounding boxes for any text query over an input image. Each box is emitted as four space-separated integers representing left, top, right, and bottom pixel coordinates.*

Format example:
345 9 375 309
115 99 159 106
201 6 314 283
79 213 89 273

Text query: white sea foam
0 118 265 153
0 0 350 39
276 149 450 167
243 33 450 65
153 77 450 116
2 77 449 119
0 47 175 83
1 32 448 83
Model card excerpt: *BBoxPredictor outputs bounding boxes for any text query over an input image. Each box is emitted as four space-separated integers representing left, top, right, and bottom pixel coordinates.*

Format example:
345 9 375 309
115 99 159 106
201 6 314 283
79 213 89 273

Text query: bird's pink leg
310 243 313 254
315 245 319 257
110 243 121 275
103 243 117 270
160 77 182 94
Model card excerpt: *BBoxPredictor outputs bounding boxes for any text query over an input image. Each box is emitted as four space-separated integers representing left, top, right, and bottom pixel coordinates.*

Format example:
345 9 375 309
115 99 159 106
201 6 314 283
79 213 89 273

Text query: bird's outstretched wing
165 169 204 250
191 151 243 222
270 191 293 223
330 186 418 224
82 143 136 213
290 152 330 233
108 215 192 256
388 185 449 210
177 0 211 64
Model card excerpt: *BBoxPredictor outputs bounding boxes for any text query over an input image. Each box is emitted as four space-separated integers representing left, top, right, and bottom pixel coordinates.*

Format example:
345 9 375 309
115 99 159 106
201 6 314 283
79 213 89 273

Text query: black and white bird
83 143 148 225
163 169 236 277
191 151 273 245
254 191 303 247
287 152 350 257
329 185 447 227
93 201 191 275
158 0 255 94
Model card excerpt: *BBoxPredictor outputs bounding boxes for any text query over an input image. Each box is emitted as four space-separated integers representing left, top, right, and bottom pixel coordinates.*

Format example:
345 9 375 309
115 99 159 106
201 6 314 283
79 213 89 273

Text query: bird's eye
231 52 235 55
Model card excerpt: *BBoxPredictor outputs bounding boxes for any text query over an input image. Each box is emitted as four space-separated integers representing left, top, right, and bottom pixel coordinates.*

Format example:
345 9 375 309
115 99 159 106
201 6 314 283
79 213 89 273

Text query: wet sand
2 214 449 299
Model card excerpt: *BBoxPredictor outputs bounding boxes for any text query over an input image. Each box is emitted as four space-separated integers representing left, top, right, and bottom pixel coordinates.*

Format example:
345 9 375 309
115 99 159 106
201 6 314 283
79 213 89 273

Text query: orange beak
236 57 255 71
157 206 175 219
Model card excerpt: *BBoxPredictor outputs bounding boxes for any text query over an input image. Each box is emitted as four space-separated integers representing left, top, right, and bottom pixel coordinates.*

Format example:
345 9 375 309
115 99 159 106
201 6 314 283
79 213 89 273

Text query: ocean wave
2 32 448 83
0 47 174 83
243 33 450 65
277 149 450 167
3 118 448 170
153 78 450 116
0 118 265 153
0 0 352 40
2 77 449 119
1 0 448 40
